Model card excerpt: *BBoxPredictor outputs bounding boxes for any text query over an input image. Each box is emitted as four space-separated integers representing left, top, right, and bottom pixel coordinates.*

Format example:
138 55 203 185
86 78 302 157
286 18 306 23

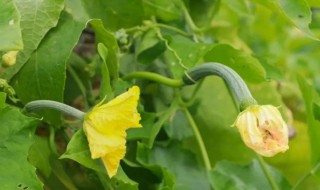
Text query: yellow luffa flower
83 86 142 177
234 105 289 157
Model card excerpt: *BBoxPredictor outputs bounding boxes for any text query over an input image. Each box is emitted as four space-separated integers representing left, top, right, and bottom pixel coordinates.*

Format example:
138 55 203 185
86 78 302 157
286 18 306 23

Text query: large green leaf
12 12 85 125
165 35 214 79
0 106 42 189
81 0 144 31
297 76 320 165
137 142 211 190
0 0 23 51
204 44 266 83
2 0 64 80
28 136 52 178
209 160 291 190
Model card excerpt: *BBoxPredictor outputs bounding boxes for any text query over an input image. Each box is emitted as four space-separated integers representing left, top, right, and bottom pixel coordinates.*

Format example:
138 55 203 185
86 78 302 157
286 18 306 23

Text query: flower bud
234 105 289 157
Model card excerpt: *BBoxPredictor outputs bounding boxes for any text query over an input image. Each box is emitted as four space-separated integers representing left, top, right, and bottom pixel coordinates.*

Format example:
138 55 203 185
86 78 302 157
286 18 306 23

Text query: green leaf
297 75 320 164
204 44 266 83
277 0 317 40
129 107 177 148
12 12 85 125
164 110 193 140
81 0 144 31
187 0 220 27
90 19 119 80
142 0 182 22
0 0 23 51
253 0 317 40
28 136 52 177
61 129 138 189
148 102 179 147
165 35 215 79
97 43 113 101
209 160 291 190
60 129 106 174
137 142 211 190
2 0 64 80
49 157 78 190
127 111 157 141
137 29 166 65
0 106 42 189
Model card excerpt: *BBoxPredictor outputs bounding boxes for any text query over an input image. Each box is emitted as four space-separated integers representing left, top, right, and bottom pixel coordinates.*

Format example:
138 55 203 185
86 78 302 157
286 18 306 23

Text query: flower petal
101 145 126 177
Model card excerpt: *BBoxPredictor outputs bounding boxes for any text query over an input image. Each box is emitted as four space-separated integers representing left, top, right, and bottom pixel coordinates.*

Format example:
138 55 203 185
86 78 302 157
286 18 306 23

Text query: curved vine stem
257 155 280 190
292 162 320 190
123 71 184 87
25 100 85 119
183 108 212 170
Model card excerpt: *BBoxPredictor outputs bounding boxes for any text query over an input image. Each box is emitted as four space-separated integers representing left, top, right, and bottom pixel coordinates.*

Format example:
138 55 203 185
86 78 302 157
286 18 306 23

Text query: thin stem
257 155 280 190
292 162 320 190
183 108 211 170
49 127 59 156
187 79 204 104
67 64 89 109
155 23 191 36
180 0 206 33
25 100 85 119
124 26 145 33
123 71 184 87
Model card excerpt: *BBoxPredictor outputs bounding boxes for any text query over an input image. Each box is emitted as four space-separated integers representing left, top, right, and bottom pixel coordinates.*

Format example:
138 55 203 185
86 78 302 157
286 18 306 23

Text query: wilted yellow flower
234 105 289 157
2 51 18 67
83 86 142 177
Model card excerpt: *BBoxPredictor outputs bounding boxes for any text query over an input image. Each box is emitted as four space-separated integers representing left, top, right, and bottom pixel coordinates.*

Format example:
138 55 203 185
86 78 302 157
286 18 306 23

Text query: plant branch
257 155 280 190
123 71 184 87
183 108 212 170
292 162 320 190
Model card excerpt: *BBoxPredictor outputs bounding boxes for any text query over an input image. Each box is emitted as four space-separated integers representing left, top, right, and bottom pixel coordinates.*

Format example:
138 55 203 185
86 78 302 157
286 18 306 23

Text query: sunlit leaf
165 35 214 78
2 0 64 80
0 0 23 51
204 44 266 83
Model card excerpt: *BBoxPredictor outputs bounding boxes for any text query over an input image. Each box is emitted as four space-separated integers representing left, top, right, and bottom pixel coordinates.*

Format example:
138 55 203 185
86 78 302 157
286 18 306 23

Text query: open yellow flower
83 86 142 177
234 105 289 157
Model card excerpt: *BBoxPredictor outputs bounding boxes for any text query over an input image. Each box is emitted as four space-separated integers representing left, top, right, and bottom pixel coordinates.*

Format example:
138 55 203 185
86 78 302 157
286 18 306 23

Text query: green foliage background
1 0 320 189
